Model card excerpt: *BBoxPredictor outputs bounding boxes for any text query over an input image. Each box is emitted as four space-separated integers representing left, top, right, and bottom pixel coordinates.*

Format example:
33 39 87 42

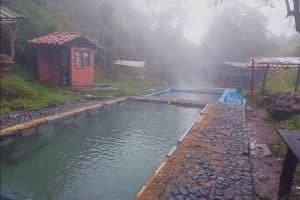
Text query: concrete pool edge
128 96 205 108
0 96 204 141
0 97 128 139
134 104 210 200
146 87 226 97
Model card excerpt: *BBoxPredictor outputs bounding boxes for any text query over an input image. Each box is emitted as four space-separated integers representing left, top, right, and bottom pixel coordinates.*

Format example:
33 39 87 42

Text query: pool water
156 92 220 103
0 101 201 200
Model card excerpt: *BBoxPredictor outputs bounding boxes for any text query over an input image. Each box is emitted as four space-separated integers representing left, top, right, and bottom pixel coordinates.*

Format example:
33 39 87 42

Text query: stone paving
135 104 253 200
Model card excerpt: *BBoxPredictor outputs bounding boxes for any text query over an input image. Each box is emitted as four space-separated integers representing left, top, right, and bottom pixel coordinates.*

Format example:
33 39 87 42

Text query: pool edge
134 104 210 200
0 97 128 139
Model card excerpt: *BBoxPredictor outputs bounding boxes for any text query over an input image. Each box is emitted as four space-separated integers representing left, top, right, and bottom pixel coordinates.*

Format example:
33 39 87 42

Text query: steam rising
44 0 299 87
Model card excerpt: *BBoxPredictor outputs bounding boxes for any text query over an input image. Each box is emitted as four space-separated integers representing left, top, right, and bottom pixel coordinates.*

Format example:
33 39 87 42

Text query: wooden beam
278 148 297 199
262 64 269 95
295 68 300 92
241 68 244 87
221 65 225 87
250 59 254 96
9 22 18 60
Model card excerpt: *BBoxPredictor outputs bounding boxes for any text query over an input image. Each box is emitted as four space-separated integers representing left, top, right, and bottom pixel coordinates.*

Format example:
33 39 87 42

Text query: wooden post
278 148 297 199
250 59 254 96
221 65 225 87
9 23 18 60
241 68 244 87
295 68 300 92
262 64 269 95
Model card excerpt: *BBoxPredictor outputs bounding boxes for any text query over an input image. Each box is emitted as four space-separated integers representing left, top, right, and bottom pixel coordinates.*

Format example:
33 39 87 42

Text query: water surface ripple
1 101 200 200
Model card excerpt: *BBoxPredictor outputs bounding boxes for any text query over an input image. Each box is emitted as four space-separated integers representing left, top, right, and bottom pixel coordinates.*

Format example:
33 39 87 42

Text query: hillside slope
1 1 164 114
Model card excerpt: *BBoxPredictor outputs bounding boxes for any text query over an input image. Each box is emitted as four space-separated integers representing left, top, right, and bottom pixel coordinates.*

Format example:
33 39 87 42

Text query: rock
230 174 241 181
215 189 224 196
179 187 188 195
174 195 184 200
266 92 300 120
225 189 235 199
188 193 197 200
188 187 198 194
171 188 180 195
185 154 192 159
192 175 199 181
257 174 270 182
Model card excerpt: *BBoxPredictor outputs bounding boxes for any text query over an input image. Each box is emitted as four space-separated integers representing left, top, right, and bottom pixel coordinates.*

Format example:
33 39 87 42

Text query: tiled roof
28 32 83 45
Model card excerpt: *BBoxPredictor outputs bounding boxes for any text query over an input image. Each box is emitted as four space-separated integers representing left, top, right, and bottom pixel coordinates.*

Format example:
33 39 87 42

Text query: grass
0 66 166 114
263 111 300 130
265 70 297 94
270 138 287 158
264 111 300 156
94 74 166 97
0 65 83 114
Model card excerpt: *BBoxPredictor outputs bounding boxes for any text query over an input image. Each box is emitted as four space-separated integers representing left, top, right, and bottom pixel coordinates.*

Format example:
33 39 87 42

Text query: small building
29 32 100 87
113 60 145 80
0 6 25 73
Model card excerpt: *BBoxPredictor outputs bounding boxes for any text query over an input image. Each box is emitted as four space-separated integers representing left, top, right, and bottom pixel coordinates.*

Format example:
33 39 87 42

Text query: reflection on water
1 101 200 200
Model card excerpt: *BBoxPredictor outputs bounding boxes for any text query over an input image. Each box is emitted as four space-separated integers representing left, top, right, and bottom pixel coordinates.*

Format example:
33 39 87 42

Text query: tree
285 0 300 32
210 0 300 33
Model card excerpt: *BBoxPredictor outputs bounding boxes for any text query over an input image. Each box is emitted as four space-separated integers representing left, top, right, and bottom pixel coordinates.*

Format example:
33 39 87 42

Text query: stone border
0 97 127 139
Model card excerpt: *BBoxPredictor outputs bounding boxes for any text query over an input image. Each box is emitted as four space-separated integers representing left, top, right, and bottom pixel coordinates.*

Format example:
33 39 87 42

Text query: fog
15 0 300 87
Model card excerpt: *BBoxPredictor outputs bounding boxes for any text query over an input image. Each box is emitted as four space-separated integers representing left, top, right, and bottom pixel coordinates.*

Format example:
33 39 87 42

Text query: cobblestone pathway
162 104 252 200
135 104 253 200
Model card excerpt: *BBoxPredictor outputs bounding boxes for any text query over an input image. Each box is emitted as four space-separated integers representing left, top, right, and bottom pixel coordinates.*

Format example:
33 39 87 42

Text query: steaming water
0 101 201 200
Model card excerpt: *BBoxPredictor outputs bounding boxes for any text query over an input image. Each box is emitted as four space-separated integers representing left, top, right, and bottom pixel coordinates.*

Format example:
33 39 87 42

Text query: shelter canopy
246 57 300 95
0 6 25 24
224 62 247 69
246 57 300 69
114 60 145 68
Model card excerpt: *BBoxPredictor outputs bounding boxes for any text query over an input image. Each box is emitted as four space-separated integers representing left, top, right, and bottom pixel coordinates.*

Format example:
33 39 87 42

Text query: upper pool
147 88 223 104
0 101 201 200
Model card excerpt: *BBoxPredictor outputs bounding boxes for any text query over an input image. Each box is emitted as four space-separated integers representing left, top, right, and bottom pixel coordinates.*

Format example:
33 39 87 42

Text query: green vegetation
270 138 287 157
0 1 166 115
0 66 83 114
263 111 300 130
95 75 166 97
265 70 297 94
0 66 165 114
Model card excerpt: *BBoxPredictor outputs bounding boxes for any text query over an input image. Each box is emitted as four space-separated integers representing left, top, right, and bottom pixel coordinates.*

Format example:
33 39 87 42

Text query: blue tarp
219 89 246 106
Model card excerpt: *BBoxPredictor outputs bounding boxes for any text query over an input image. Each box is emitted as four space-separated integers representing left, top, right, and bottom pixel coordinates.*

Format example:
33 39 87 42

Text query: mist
8 0 300 87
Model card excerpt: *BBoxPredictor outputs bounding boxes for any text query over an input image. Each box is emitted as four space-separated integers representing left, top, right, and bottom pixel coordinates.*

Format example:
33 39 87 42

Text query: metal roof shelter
0 6 25 24
114 60 145 68
224 62 247 69
245 57 300 95
0 6 25 71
